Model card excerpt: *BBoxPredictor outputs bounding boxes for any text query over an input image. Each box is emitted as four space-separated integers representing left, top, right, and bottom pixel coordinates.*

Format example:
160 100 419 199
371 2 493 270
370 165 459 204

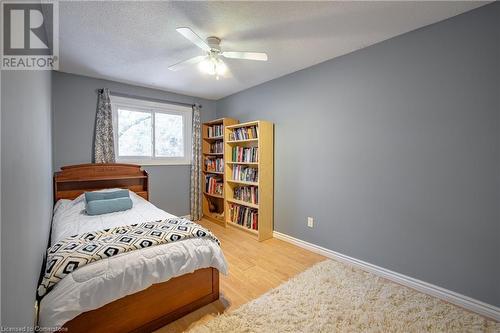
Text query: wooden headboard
53 163 149 204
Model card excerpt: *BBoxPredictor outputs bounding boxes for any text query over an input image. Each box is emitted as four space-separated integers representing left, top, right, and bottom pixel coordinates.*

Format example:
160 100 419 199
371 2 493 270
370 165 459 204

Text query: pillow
85 189 130 203
85 197 133 216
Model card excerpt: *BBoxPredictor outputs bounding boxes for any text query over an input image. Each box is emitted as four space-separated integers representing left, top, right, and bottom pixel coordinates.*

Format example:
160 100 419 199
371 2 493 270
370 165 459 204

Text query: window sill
117 160 192 166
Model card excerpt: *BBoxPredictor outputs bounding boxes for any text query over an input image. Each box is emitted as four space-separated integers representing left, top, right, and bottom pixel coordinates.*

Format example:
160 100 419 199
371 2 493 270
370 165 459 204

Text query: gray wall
52 72 217 216
1 71 53 326
0 71 2 326
217 4 500 306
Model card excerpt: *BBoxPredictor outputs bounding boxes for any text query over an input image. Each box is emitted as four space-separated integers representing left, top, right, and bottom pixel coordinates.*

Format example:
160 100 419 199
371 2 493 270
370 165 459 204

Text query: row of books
233 186 258 204
229 203 258 230
205 157 224 173
207 124 223 138
229 126 258 141
232 165 258 182
209 141 224 154
205 175 223 196
232 146 258 163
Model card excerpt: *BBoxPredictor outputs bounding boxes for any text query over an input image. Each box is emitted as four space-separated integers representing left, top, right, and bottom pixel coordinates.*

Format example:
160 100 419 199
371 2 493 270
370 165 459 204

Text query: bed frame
53 163 149 203
52 163 220 333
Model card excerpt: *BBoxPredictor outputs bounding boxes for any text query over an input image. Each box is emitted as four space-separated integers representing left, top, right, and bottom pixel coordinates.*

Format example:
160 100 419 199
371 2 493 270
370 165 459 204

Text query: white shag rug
190 260 499 333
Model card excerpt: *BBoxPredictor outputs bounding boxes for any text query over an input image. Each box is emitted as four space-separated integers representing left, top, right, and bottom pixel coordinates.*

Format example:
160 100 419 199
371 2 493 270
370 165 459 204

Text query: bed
39 163 227 332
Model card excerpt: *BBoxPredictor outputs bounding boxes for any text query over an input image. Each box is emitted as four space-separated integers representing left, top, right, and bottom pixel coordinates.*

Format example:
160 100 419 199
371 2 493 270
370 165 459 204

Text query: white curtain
94 88 116 163
190 105 202 221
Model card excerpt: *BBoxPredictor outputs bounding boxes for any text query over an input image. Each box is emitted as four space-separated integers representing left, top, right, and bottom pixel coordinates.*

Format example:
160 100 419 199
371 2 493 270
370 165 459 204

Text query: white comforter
39 190 228 329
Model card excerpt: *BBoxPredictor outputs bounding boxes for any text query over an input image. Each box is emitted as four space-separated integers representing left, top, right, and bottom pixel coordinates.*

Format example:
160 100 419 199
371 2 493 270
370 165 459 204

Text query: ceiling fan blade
176 27 211 52
168 55 206 71
221 51 268 61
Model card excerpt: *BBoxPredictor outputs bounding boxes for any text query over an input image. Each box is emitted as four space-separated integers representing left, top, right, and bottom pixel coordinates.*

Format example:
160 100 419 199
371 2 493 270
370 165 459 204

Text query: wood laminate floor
156 219 325 333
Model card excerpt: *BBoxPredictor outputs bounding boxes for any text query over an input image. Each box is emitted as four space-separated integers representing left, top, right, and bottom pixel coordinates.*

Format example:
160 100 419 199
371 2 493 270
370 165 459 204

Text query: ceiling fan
168 27 268 80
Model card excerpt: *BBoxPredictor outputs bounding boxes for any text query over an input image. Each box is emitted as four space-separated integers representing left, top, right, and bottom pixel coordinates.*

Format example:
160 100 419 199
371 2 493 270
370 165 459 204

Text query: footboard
62 268 219 333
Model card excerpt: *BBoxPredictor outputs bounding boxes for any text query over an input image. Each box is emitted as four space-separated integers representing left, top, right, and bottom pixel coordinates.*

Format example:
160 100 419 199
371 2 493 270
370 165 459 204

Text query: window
110 95 192 165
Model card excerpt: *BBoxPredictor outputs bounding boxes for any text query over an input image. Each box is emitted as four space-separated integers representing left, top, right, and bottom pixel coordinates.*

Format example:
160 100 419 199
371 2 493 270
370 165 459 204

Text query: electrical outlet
307 217 314 228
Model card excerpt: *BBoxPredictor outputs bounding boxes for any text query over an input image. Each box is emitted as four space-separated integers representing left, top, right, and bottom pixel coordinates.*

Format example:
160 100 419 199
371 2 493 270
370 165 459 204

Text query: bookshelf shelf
226 161 259 166
204 192 224 199
203 135 224 141
205 211 224 222
225 120 274 241
227 179 259 186
204 170 224 175
227 221 259 236
226 198 259 209
204 118 227 125
202 118 239 226
226 121 260 129
227 138 259 144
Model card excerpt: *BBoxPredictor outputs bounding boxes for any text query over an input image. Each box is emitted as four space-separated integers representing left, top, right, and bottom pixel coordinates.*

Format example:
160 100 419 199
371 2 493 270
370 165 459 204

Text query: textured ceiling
58 1 488 100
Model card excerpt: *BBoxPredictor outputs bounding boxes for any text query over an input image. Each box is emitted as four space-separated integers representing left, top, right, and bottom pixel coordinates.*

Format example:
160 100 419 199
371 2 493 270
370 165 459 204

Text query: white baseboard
273 231 500 321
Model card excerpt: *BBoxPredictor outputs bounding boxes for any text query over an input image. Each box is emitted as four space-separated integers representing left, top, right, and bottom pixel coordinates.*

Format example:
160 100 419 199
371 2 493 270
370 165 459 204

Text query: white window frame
110 95 192 166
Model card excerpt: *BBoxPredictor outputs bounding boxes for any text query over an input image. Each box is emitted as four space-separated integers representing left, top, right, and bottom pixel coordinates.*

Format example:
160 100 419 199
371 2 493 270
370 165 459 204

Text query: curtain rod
96 89 202 109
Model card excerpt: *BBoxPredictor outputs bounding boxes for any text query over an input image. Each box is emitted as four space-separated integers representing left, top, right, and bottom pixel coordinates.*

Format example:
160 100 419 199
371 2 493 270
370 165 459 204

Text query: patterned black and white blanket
38 218 220 297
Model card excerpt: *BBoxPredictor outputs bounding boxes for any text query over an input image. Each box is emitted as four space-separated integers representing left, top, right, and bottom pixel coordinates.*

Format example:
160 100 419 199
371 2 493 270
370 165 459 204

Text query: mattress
39 190 228 329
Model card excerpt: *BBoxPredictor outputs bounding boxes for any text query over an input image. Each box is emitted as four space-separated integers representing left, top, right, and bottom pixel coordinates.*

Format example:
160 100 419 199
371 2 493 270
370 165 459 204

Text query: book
229 126 258 141
209 141 224 154
205 157 224 173
232 146 258 163
205 174 223 196
233 186 258 204
229 203 258 230
207 124 224 138
232 165 258 182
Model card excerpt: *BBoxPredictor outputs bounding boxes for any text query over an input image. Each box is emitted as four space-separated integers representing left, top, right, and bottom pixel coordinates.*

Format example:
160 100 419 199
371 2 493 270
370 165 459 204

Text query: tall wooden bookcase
224 121 274 241
202 118 238 226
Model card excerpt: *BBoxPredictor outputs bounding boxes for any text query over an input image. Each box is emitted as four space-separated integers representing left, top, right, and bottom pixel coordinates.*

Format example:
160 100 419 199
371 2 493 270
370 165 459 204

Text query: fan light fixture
198 56 227 80
168 27 268 80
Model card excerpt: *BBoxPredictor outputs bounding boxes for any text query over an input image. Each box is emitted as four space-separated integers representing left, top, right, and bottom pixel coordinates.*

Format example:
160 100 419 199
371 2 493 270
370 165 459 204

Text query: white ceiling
58 1 488 100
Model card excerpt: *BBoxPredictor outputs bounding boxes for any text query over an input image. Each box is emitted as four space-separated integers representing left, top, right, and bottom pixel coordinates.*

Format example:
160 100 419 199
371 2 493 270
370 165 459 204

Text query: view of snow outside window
155 112 184 157
117 109 184 158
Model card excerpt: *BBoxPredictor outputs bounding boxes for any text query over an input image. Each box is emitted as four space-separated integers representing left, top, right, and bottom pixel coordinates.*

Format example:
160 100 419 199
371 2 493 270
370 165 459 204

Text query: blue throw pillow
86 197 133 216
85 189 130 203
